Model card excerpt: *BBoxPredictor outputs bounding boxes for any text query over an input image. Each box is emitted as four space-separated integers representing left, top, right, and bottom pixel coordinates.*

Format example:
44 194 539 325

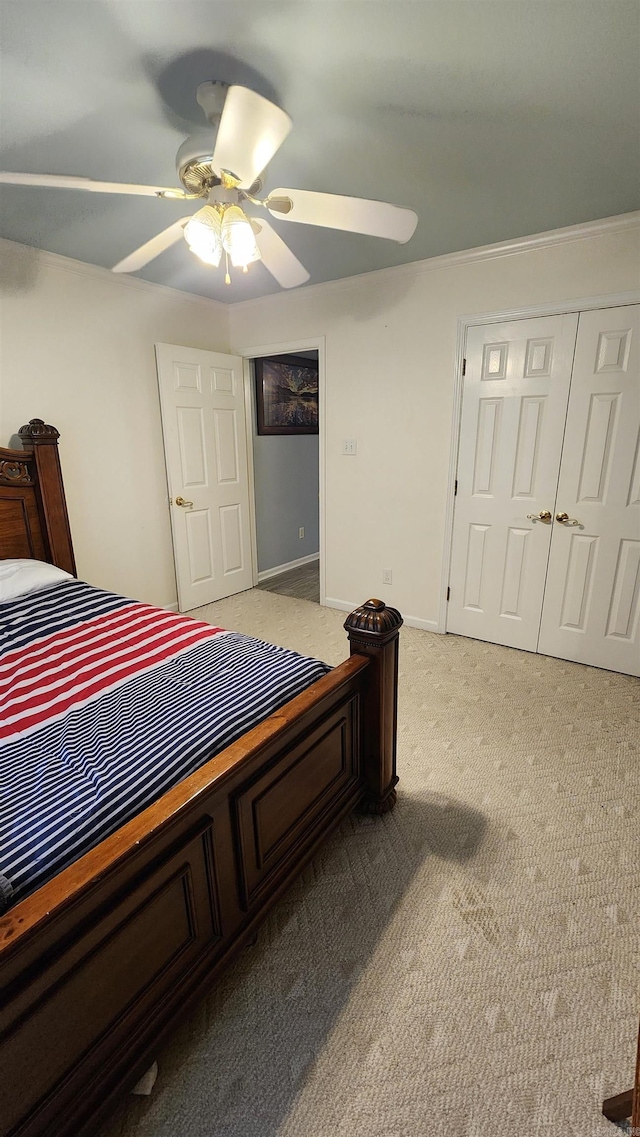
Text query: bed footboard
0 600 401 1137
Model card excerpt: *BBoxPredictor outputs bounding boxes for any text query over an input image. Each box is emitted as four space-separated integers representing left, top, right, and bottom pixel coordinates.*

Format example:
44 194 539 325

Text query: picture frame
255 354 319 435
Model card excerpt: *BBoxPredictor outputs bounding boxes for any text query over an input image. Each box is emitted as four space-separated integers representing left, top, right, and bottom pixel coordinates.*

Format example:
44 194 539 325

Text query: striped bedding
0 579 330 912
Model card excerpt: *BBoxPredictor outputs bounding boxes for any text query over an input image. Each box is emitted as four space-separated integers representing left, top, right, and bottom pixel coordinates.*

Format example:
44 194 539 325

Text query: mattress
0 579 329 912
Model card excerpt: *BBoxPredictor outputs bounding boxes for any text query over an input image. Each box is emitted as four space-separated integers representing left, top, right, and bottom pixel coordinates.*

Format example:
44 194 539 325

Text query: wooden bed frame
0 420 402 1137
602 1019 640 1131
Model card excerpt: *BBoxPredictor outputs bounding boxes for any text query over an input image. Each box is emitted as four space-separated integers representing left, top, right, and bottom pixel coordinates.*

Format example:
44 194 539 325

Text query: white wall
0 239 229 608
230 215 640 628
2 217 638 624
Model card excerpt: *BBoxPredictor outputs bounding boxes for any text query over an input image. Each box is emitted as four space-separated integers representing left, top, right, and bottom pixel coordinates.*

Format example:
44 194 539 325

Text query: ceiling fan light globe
193 245 223 267
184 205 222 259
229 241 261 269
221 204 261 268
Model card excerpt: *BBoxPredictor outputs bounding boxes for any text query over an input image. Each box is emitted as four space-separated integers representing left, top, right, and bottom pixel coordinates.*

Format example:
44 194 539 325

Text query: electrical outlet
383 569 392 585
342 439 357 456
298 526 305 539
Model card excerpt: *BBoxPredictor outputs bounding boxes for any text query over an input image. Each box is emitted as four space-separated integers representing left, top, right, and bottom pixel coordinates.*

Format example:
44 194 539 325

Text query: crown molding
2 210 638 315
231 210 640 314
0 237 228 315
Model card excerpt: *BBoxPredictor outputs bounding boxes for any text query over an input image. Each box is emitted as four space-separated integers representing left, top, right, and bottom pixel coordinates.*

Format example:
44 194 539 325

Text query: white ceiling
1 1 638 303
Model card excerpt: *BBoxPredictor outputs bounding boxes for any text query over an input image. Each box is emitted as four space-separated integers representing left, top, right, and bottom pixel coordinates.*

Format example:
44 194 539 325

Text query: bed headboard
0 418 76 574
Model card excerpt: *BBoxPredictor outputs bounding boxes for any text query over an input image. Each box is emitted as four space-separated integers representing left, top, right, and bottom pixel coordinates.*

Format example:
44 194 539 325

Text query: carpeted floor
100 589 639 1137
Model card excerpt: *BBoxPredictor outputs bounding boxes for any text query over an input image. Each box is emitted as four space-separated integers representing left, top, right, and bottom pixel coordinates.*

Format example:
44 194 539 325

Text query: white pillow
0 559 74 602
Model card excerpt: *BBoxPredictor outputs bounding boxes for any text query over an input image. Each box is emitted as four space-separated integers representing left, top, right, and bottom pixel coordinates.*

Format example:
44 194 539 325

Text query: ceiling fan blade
211 86 292 189
0 172 190 199
267 188 418 244
111 218 192 273
252 218 309 289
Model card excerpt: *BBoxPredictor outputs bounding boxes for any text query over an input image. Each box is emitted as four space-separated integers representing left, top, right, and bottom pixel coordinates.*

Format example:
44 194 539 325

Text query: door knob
175 496 193 508
526 510 552 522
556 512 581 526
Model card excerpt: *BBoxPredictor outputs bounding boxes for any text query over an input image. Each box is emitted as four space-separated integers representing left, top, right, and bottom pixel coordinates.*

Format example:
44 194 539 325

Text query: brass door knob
527 510 552 522
175 496 193 508
556 512 581 526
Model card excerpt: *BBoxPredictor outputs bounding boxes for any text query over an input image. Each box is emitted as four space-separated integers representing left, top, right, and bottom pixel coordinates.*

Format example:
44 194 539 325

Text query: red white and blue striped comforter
0 579 329 912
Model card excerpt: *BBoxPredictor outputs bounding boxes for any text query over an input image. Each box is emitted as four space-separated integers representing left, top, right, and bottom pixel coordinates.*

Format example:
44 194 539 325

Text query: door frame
232 334 327 605
439 289 640 635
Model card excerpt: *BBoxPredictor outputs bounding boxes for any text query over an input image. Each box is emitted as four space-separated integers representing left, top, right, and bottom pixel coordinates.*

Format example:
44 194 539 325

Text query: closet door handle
175 496 193 508
556 512 581 526
527 510 552 522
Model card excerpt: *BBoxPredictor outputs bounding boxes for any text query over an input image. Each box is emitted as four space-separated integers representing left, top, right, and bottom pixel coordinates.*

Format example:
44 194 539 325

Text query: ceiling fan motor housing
175 132 219 195
176 81 231 195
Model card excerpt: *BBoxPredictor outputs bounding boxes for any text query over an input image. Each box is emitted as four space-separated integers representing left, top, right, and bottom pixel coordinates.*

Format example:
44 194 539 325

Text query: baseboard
323 597 440 632
163 601 179 612
403 614 441 632
322 598 358 616
258 554 319 582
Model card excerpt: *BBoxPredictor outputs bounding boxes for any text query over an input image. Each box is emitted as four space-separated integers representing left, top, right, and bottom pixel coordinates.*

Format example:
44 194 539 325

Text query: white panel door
447 314 579 650
538 305 640 675
156 343 254 611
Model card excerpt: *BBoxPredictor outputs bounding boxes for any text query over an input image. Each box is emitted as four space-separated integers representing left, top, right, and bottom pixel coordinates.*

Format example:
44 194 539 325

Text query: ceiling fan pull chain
224 250 231 285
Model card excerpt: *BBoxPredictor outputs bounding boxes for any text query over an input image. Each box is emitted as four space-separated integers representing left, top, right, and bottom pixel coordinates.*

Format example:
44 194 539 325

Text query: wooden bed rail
602 1018 640 1130
0 655 371 953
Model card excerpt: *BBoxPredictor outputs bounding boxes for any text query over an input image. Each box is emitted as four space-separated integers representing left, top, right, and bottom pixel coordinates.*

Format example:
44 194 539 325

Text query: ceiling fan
0 81 418 290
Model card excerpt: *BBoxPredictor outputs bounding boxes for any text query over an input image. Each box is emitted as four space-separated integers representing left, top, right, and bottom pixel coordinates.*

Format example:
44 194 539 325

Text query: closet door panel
447 314 578 651
538 305 640 675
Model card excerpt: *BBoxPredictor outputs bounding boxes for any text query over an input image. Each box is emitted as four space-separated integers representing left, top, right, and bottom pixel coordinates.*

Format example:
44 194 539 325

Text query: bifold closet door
538 305 640 676
447 314 579 651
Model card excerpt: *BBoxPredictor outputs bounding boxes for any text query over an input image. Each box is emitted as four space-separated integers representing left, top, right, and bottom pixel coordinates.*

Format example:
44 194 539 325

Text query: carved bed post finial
17 419 76 577
344 598 403 814
18 418 60 443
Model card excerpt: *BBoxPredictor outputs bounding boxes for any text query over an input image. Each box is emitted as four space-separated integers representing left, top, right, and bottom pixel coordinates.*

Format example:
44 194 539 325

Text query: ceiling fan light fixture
193 243 223 268
184 204 222 260
221 204 261 268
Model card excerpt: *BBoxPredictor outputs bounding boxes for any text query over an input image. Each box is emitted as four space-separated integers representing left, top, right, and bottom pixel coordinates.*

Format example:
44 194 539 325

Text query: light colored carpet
101 589 639 1137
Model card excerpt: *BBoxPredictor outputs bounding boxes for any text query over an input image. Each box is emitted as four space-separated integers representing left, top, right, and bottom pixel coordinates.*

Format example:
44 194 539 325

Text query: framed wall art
255 354 319 435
